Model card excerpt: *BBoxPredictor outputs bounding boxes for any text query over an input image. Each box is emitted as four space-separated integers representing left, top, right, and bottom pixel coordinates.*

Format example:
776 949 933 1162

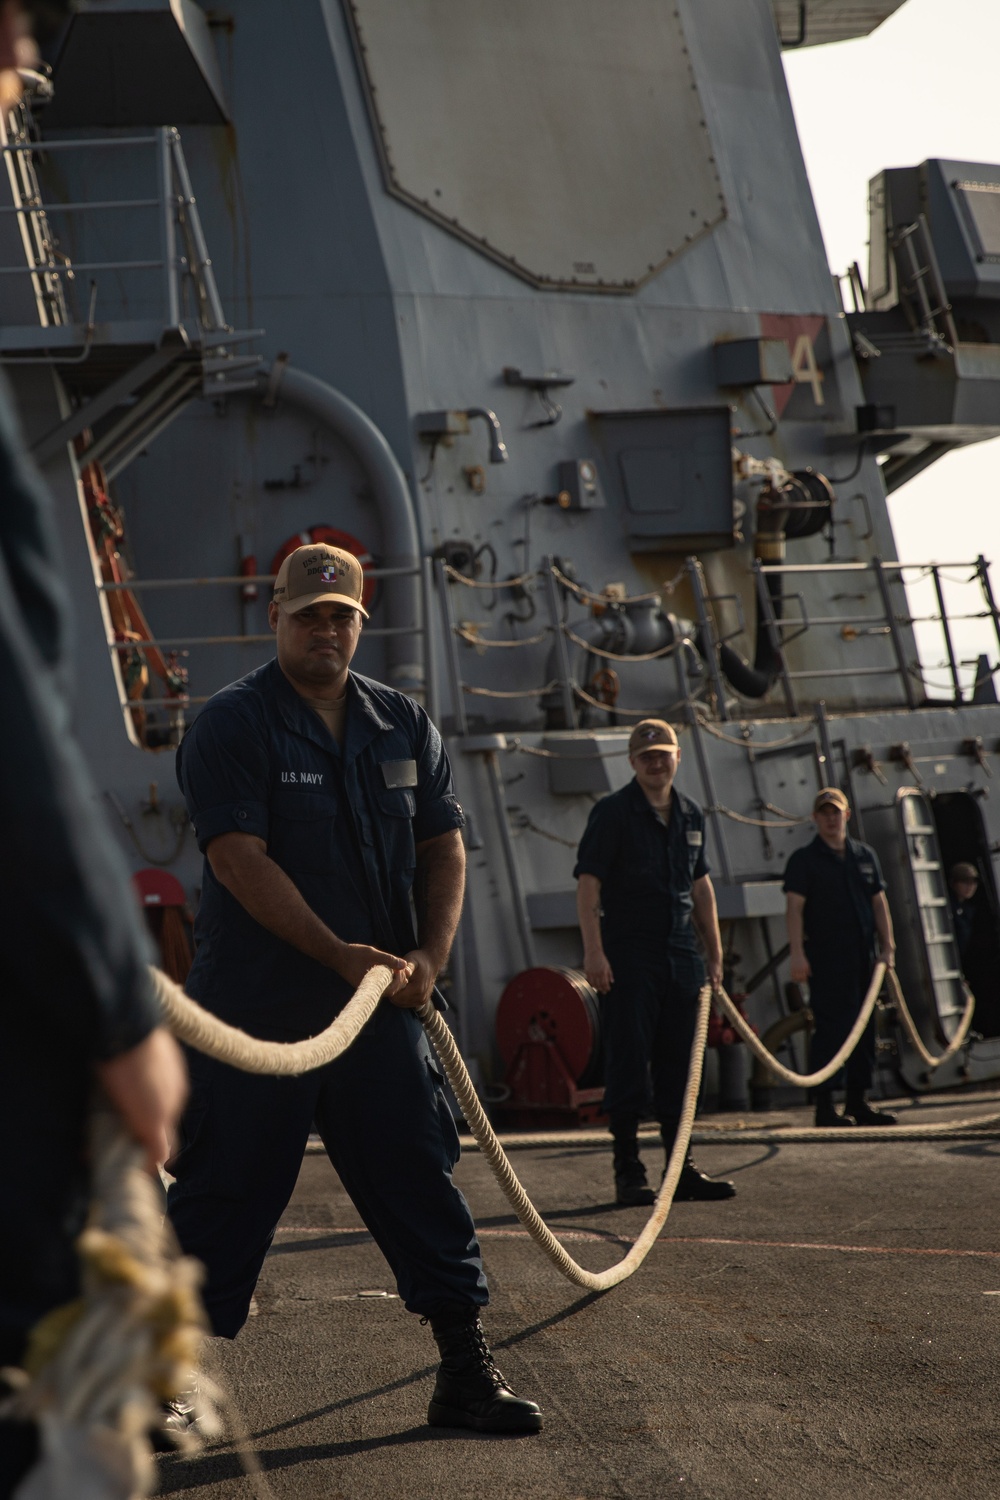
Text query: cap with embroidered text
628 719 679 756
272 543 369 618
813 786 849 813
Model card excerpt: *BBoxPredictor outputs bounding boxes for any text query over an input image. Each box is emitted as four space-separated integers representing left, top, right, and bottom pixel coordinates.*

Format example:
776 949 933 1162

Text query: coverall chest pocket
267 790 338 873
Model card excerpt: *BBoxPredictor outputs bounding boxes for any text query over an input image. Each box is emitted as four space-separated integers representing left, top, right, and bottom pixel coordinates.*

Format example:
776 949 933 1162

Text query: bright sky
784 0 1000 685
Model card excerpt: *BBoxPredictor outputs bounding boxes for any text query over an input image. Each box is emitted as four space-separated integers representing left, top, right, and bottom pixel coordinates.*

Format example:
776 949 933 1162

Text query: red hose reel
494 970 758 1127
494 966 607 1128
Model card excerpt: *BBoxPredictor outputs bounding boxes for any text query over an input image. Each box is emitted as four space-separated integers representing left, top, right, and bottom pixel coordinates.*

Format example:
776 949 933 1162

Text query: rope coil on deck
154 967 712 1288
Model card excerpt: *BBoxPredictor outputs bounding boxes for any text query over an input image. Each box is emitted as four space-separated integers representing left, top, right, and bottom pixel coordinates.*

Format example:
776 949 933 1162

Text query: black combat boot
660 1119 736 1201
845 1092 897 1126
814 1091 855 1127
427 1307 543 1433
612 1115 655 1206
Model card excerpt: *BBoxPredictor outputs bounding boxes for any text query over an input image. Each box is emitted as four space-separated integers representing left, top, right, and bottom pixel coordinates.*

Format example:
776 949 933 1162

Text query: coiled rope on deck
151 960 988 1277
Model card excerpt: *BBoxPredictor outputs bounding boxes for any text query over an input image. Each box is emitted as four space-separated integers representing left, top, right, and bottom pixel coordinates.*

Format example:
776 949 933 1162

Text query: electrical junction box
557 458 604 510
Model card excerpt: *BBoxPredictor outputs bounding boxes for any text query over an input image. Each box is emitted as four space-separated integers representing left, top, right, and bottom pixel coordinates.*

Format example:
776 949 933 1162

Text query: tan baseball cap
272 543 369 618
813 786 849 813
628 719 679 756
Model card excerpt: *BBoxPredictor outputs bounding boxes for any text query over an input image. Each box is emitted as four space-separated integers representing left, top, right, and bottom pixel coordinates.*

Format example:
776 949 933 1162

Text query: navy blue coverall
0 379 159 1490
167 658 487 1338
783 834 885 1094
573 779 708 1131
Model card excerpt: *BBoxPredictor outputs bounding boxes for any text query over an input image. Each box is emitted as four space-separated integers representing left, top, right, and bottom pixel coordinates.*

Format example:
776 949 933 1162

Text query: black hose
716 571 784 700
711 472 832 700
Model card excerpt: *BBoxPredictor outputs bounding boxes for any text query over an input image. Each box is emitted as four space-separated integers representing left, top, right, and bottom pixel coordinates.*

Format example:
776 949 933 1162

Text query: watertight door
896 788 967 1041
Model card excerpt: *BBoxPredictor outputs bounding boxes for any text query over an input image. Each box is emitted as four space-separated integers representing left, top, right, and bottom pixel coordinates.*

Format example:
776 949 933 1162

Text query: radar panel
343 0 726 292
954 181 1000 266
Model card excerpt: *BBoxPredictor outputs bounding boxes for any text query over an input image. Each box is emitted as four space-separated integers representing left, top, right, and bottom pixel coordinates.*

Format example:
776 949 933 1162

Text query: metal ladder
897 789 969 1041
0 101 69 329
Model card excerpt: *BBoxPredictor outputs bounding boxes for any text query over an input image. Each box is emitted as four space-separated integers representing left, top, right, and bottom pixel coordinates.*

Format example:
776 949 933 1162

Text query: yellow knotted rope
0 1115 268 1500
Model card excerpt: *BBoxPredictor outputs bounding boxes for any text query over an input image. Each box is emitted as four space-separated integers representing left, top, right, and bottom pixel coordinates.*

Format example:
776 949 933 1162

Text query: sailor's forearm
873 891 895 960
413 828 466 970
576 874 605 960
207 832 346 969
692 876 722 961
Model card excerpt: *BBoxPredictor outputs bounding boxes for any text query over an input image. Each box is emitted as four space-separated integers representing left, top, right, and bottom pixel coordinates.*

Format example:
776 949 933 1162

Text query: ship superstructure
7 0 1000 1101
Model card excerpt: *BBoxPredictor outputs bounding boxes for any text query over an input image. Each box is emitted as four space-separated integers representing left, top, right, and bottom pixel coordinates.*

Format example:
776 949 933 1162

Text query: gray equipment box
589 407 736 552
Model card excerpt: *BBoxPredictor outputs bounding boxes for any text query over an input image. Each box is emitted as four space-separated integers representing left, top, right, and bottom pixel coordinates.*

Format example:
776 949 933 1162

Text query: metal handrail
754 555 999 708
109 627 415 648
99 565 419 590
0 126 227 339
0 199 162 213
0 260 163 273
3 137 162 151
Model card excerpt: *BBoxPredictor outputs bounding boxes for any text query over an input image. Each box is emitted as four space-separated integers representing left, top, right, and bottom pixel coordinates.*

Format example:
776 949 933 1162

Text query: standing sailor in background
0 5 188 1481
574 719 736 1206
948 862 979 973
783 787 896 1128
168 543 542 1435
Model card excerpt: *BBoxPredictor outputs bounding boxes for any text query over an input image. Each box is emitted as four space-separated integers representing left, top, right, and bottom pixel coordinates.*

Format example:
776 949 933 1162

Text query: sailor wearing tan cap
574 719 736 1206
783 788 897 1127
168 543 541 1435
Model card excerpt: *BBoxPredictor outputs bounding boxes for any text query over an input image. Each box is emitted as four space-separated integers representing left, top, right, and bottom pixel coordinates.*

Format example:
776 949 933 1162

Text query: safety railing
435 554 703 736
755 555 1000 716
105 550 1000 754
97 562 432 744
433 551 1000 733
0 125 231 350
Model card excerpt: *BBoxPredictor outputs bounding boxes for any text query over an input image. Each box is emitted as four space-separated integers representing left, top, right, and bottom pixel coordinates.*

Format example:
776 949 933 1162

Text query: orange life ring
269 526 377 610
